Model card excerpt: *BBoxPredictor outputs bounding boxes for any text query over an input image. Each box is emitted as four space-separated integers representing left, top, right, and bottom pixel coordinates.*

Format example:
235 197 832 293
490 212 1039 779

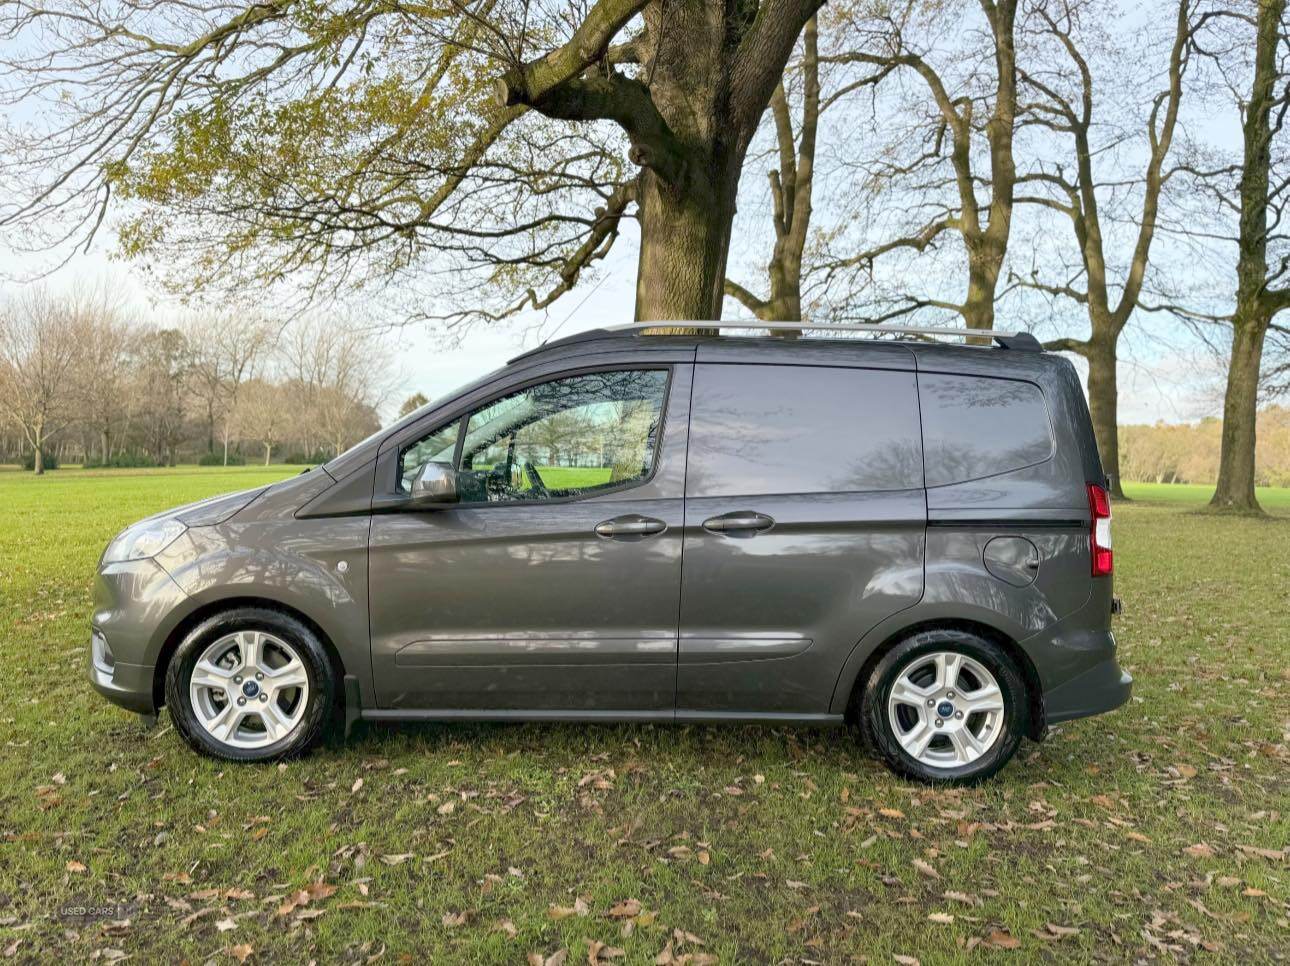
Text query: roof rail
508 319 1042 363
612 320 1043 351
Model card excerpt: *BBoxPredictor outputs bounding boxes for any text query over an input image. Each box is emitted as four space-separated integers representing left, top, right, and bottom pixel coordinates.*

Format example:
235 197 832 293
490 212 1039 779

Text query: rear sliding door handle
702 511 775 534
594 515 667 538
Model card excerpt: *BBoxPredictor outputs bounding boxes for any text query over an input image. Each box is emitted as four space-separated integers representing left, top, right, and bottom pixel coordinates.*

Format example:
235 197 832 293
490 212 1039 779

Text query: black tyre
860 629 1027 784
165 606 334 762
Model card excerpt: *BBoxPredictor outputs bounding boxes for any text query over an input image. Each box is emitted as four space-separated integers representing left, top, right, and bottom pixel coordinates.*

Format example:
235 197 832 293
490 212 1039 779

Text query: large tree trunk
963 248 1002 330
1209 0 1286 514
1211 308 1268 511
1086 339 1126 499
634 169 738 320
33 443 44 475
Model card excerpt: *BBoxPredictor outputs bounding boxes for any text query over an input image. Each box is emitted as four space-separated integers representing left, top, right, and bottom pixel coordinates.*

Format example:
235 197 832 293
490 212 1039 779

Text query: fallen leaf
912 858 940 881
379 853 415 866
215 918 237 933
1236 844 1286 861
548 897 590 919
985 928 1021 949
494 918 518 938
879 807 905 819
1175 763 1198 779
606 899 642 920
928 912 954 924
66 860 87 874
442 911 468 928
350 778 363 794
1184 843 1216 859
229 944 253 964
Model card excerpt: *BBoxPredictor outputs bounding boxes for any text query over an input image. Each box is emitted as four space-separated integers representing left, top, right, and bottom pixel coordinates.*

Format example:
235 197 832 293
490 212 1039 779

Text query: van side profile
90 323 1129 783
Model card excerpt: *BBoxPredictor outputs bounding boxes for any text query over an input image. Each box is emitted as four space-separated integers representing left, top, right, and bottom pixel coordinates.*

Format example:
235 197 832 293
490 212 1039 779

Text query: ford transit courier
90 324 1130 783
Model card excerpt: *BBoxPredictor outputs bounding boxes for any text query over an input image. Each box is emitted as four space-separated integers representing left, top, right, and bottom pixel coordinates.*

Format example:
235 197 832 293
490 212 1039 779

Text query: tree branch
494 0 648 107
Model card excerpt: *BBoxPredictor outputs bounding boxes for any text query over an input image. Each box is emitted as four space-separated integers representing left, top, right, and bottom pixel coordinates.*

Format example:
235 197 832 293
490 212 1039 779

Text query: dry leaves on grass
1033 922 1080 941
983 928 1021 949
586 938 626 963
527 951 568 966
912 858 940 881
548 897 590 919
276 881 337 918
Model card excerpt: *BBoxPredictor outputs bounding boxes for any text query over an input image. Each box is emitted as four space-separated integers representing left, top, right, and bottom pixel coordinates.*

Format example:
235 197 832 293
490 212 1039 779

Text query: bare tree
279 316 391 457
724 16 822 323
132 328 191 466
233 379 287 466
77 310 133 464
1202 0 1290 511
784 0 1020 331
1013 0 1196 498
185 314 274 465
0 289 87 473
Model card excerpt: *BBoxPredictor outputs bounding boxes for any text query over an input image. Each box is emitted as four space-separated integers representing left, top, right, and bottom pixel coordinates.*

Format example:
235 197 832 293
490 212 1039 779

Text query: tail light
1087 483 1113 576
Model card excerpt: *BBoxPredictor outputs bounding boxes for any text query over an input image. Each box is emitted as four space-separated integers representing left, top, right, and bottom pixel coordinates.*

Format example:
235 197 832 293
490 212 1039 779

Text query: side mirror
409 461 459 505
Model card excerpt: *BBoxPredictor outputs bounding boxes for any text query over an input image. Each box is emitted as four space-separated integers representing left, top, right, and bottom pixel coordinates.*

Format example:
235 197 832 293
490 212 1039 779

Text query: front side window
400 369 668 503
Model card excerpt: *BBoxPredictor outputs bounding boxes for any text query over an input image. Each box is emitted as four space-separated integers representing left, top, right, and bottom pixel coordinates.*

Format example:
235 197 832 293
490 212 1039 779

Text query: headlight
102 519 187 564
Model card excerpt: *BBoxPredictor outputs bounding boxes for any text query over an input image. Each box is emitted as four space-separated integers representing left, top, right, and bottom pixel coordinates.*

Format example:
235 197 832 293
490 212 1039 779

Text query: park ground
0 467 1286 963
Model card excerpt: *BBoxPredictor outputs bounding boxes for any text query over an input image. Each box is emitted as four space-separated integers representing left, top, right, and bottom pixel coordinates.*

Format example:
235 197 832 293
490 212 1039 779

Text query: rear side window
920 374 1054 487
686 364 922 497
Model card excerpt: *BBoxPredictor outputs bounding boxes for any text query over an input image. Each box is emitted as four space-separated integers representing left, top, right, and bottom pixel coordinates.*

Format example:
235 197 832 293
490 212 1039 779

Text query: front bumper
88 558 190 714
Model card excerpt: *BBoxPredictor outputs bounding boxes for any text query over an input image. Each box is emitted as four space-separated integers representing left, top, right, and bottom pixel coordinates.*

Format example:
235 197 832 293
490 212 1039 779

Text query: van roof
509 321 1043 365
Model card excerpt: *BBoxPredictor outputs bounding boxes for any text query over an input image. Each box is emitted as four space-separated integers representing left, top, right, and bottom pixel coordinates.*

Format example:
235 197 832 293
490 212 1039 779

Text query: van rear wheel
861 629 1026 784
165 607 334 762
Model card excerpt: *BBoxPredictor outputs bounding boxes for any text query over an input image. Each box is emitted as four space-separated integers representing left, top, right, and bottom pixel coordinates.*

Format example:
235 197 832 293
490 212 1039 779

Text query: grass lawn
1 467 1287 962
1123 481 1290 511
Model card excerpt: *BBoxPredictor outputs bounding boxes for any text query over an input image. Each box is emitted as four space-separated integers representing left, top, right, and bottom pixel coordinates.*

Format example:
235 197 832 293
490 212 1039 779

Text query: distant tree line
0 288 388 473
1120 406 1290 486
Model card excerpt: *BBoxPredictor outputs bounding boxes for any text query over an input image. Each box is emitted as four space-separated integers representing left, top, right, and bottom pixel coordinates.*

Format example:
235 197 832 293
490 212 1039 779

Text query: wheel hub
241 680 260 698
936 700 954 718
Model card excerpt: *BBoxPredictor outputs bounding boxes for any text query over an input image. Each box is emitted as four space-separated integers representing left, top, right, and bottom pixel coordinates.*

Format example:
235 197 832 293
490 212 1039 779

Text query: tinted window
920 374 1054 486
398 368 668 504
686 364 922 497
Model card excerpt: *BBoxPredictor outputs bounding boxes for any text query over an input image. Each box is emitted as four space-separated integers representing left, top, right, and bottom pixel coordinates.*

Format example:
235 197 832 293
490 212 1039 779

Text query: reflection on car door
677 362 927 716
368 365 692 712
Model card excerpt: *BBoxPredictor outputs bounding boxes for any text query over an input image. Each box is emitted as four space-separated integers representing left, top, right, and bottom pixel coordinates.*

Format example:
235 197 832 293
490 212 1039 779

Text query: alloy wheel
188 630 310 750
886 651 1006 769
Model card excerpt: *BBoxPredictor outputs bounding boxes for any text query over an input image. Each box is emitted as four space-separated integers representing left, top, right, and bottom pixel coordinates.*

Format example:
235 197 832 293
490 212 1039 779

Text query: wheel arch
836 617 1046 740
151 596 347 711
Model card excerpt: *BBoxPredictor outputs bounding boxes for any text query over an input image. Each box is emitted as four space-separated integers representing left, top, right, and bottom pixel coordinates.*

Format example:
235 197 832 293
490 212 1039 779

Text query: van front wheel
165 607 334 762
861 629 1026 784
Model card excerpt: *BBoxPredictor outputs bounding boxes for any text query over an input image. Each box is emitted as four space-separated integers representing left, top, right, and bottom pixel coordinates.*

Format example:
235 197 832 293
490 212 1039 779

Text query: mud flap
343 675 362 740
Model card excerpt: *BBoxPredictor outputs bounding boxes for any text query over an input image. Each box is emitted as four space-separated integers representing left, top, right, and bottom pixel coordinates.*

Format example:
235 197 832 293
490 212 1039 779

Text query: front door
369 365 691 711
676 362 927 716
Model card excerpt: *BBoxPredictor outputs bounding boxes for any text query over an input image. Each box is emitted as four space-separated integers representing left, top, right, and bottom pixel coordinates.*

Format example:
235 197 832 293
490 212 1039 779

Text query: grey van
90 323 1129 783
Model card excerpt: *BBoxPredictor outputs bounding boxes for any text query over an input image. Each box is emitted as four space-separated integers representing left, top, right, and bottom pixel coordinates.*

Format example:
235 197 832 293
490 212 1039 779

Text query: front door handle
702 511 775 534
594 515 667 538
